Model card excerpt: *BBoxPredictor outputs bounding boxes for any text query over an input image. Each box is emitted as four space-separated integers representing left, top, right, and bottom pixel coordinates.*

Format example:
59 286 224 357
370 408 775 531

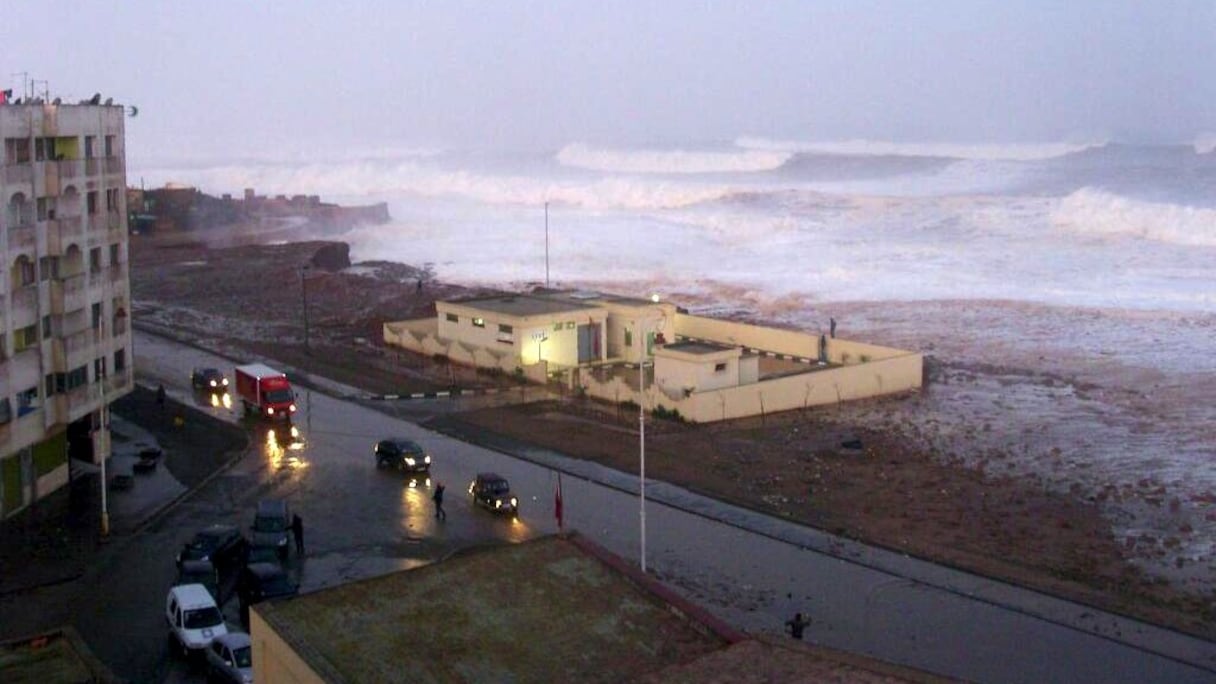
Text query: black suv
469 473 519 516
176 524 248 571
237 562 299 628
190 367 229 390
374 438 432 472
251 500 292 560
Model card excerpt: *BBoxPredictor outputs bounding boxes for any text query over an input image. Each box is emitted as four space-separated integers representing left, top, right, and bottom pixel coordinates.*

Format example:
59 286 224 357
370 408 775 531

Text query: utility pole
544 201 550 288
300 265 311 355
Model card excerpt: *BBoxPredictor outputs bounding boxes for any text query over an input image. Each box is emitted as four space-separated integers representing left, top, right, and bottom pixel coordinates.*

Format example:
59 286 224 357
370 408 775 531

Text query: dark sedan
237 562 299 627
191 367 229 390
374 438 432 472
176 524 248 571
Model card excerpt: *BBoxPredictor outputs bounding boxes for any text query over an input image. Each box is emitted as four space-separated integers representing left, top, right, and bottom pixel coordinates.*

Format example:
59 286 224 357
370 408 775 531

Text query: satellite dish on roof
127 105 139 117
88 93 101 105
104 97 113 105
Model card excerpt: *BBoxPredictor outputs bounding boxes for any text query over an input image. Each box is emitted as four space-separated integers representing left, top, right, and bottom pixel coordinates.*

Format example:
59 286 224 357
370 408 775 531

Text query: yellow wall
654 347 742 395
250 609 325 684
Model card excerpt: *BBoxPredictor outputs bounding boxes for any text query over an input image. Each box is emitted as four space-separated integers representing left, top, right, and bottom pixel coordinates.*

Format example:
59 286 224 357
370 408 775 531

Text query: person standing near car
433 483 446 520
291 513 304 556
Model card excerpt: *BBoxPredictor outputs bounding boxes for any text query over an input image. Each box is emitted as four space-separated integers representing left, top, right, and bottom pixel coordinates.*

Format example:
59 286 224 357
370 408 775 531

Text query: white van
166 583 228 656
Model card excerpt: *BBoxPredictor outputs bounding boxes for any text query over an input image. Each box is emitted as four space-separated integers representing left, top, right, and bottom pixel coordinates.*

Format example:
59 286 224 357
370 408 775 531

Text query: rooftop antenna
544 201 550 288
10 72 29 99
31 79 49 101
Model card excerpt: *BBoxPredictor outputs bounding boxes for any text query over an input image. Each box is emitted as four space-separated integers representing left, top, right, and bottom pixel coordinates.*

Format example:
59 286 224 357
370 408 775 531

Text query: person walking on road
155 384 166 411
291 513 304 556
433 483 446 520
785 612 811 640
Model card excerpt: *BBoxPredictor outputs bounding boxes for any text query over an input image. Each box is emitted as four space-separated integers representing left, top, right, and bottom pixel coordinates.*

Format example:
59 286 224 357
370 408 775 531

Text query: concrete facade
1 101 133 517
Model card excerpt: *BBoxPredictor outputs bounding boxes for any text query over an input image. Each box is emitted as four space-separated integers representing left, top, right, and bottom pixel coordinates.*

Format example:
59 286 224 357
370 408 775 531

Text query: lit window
566 322 575 329
715 362 727 372
472 317 485 328
498 324 513 334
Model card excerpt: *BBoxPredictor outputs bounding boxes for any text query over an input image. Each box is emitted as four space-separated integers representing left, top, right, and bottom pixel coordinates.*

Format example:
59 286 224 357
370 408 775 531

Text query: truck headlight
267 407 275 415
424 455 431 464
404 458 415 466
495 500 501 508
289 404 297 412
209 379 217 387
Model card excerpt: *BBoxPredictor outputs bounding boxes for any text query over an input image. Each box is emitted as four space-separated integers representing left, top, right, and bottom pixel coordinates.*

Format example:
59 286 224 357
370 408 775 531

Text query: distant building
0 100 133 517
250 534 932 683
384 290 923 422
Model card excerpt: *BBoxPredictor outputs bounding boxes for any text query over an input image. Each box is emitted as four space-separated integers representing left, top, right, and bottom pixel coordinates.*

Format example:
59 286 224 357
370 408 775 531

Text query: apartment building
0 101 133 518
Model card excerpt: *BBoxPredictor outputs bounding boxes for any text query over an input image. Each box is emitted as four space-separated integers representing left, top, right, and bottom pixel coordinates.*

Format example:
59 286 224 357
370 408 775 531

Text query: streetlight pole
300 265 310 355
544 201 550 288
639 352 646 573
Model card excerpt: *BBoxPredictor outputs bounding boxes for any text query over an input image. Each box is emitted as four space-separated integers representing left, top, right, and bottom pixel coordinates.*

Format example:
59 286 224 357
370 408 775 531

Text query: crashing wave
736 136 1101 161
555 142 791 174
1051 188 1216 247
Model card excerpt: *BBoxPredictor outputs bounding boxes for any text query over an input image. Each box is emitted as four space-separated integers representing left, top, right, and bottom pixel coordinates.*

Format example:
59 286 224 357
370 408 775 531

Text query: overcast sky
5 1 1214 161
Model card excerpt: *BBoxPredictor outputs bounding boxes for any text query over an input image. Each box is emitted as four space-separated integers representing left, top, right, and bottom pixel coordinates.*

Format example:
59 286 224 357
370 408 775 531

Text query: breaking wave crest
1051 188 1216 247
141 159 741 211
737 136 1101 161
555 142 791 174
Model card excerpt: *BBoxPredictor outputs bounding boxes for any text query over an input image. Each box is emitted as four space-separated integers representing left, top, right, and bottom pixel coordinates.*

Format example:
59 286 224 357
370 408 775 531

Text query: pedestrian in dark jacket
156 384 166 410
433 483 446 520
785 612 811 640
291 513 304 555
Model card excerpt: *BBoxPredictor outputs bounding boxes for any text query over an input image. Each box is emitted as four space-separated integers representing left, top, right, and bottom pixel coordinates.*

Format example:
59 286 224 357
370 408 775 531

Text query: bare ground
129 228 1216 640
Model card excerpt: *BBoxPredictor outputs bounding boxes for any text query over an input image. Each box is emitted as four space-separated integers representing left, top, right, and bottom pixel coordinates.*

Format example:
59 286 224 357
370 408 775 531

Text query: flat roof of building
445 293 600 317
536 289 661 307
256 535 728 682
662 340 736 355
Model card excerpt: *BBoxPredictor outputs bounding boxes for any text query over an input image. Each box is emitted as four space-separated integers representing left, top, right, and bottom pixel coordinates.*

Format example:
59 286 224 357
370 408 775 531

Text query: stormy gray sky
5 1 1214 161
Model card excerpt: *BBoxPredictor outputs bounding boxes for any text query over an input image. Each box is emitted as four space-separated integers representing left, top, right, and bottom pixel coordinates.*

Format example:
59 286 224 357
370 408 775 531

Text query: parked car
175 559 220 601
166 583 228 657
176 524 248 571
206 631 254 684
469 472 519 516
191 367 229 391
238 562 299 628
244 543 282 568
374 438 432 472
251 499 292 560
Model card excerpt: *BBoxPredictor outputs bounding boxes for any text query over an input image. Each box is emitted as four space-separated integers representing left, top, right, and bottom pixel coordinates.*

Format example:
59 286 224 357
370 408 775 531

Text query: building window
39 256 58 281
14 256 35 287
498 324 513 334
90 247 102 273
17 387 39 416
104 135 115 157
45 374 57 397
92 303 103 329
14 324 38 352
624 329 632 347
94 356 107 381
472 317 485 328
35 137 53 161
105 188 119 211
42 315 52 339
109 243 120 266
714 362 727 372
87 191 99 215
0 397 12 425
36 196 57 221
5 137 31 164
566 322 575 329
445 313 458 323
114 348 126 372
66 366 87 390
85 136 96 159
553 322 562 332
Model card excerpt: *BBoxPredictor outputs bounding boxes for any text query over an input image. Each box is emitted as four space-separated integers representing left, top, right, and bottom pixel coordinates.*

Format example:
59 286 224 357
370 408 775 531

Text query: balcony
47 274 87 315
56 159 82 180
10 286 37 321
4 164 32 185
7 225 36 251
104 157 124 175
85 158 100 176
43 219 64 255
50 328 95 371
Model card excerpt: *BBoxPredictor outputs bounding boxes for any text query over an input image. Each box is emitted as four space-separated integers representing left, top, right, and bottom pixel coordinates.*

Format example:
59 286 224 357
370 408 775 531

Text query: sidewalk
0 385 248 598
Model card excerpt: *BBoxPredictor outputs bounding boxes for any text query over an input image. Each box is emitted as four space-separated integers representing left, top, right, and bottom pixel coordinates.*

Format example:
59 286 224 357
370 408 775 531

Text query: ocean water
137 138 1216 314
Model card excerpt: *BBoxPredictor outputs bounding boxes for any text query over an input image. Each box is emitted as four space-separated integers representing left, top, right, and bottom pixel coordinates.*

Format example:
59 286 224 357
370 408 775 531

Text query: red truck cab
234 363 296 420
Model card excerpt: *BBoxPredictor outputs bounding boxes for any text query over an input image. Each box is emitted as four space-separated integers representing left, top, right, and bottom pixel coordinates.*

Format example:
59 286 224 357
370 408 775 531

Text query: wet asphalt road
96 330 1216 683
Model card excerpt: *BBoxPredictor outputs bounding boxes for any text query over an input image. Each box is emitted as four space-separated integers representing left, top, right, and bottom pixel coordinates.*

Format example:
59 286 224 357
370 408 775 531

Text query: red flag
555 473 564 531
